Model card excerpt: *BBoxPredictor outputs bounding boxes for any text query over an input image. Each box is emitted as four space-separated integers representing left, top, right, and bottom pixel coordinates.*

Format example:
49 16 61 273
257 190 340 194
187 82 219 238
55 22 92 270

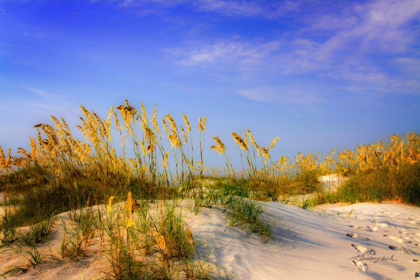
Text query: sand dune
187 202 420 279
1 201 419 279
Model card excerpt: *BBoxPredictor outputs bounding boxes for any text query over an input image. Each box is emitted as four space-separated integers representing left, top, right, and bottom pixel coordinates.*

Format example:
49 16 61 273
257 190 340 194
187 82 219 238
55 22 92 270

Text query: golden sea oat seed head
162 151 169 169
162 118 170 136
181 125 188 144
231 132 247 150
50 115 61 130
261 146 270 160
140 102 148 123
243 130 249 148
107 106 114 123
186 226 194 247
269 137 280 150
165 114 178 136
151 104 161 135
125 192 133 214
154 232 167 253
147 144 155 153
80 105 92 119
107 196 115 213
202 116 207 132
231 132 240 145
0 146 5 160
197 117 202 132
126 218 135 229
182 113 191 133
17 148 30 159
140 140 146 155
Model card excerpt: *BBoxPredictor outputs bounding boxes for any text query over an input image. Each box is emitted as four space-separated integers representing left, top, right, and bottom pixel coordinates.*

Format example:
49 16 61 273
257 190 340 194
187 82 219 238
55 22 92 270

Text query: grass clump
0 99 419 277
223 196 271 240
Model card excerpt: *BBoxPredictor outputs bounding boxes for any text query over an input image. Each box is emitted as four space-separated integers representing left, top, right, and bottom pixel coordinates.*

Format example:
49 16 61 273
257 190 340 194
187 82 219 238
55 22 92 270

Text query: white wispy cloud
168 40 281 67
21 85 65 99
22 102 57 110
238 84 324 102
192 0 300 18
165 0 420 102
21 84 48 97
114 0 300 19
20 85 79 113
307 0 420 58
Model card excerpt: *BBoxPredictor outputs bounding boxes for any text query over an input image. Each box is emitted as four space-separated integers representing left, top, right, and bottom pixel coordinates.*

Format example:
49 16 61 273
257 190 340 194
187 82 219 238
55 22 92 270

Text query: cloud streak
167 40 281 67
116 0 300 19
21 85 65 99
163 0 420 102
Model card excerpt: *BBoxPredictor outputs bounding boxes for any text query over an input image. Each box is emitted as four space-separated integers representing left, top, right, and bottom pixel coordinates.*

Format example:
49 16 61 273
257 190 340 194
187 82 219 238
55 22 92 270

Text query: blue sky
1 0 419 166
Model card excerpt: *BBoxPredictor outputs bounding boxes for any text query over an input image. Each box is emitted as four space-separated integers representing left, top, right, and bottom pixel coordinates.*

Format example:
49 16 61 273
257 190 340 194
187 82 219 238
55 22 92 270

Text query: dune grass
0 100 419 278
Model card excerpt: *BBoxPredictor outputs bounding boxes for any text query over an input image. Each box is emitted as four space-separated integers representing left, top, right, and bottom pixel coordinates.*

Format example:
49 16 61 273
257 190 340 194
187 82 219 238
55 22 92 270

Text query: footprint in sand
376 222 388 228
384 235 403 244
389 245 404 252
351 244 376 255
367 225 378 232
352 260 368 272
347 233 369 241
415 272 420 279
349 225 364 230
403 237 412 243
389 245 415 255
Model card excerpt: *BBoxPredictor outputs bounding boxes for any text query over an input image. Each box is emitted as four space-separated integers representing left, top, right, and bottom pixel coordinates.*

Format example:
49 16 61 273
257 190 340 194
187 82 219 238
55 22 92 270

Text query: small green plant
0 246 60 277
23 216 55 245
301 196 311 209
0 209 19 245
223 196 271 240
60 219 89 261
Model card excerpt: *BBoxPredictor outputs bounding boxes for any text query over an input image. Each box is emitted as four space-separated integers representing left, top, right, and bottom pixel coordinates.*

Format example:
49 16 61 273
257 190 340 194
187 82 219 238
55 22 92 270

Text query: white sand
317 173 349 192
187 202 420 280
1 200 419 279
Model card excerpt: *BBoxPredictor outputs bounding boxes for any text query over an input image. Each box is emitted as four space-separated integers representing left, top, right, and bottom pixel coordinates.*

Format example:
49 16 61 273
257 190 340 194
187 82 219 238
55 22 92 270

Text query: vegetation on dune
0 99 419 278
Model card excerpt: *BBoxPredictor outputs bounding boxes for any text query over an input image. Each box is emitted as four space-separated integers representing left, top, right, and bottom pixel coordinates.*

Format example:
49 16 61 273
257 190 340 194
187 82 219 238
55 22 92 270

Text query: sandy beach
187 201 420 279
1 200 419 279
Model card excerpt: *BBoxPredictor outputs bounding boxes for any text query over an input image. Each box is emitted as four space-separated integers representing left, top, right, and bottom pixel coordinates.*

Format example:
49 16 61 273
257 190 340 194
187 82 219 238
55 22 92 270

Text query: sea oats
247 129 260 153
113 112 121 131
162 118 170 136
147 144 155 153
125 191 133 214
180 125 188 144
186 225 194 247
243 130 249 148
202 116 207 132
162 151 169 169
126 218 135 229
17 148 30 159
261 147 270 165
231 132 247 151
0 145 5 160
151 104 161 135
182 113 191 133
211 135 226 154
269 137 280 150
165 114 178 135
140 102 148 124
